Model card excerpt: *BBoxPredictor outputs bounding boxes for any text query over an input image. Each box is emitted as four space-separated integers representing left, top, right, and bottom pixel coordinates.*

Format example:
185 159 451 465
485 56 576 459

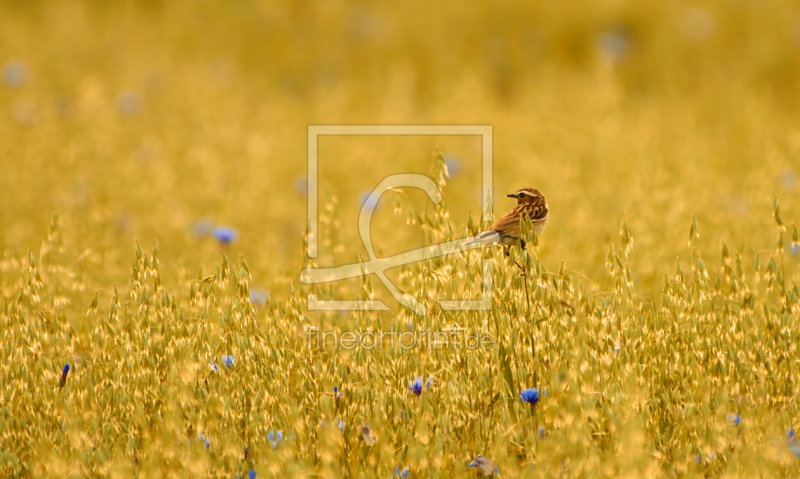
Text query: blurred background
1 0 798 305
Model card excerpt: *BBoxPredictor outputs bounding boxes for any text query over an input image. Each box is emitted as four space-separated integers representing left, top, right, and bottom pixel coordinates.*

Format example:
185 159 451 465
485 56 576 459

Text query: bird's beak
506 193 518 198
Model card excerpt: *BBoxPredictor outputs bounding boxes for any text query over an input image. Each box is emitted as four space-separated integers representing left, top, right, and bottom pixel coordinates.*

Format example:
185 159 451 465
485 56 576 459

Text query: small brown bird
466 187 548 252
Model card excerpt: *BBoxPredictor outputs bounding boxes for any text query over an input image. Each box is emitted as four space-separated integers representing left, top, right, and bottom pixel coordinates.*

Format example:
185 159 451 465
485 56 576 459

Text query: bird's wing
489 206 522 238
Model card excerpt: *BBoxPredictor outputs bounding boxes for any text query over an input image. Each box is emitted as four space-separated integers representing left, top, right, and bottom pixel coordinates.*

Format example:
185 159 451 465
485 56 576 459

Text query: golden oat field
2 1 800 477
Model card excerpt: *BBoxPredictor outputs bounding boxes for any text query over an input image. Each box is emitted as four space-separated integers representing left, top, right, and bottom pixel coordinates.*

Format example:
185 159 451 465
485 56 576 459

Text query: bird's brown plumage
490 187 548 245
466 187 548 248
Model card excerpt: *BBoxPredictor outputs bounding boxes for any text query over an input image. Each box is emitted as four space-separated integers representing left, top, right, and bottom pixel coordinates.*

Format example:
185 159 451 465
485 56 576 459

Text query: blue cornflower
789 429 800 458
694 451 717 466
468 456 499 476
319 416 345 431
213 226 238 245
409 377 423 397
192 434 210 448
728 413 741 427
249 288 268 307
359 191 379 210
426 378 433 388
393 466 410 478
520 388 542 408
248 470 256 479
783 169 797 191
190 219 214 238
223 355 235 369
209 360 219 372
597 31 628 63
268 430 283 449
2 61 27 88
295 177 308 195
334 386 344 403
444 156 462 178
58 364 70 388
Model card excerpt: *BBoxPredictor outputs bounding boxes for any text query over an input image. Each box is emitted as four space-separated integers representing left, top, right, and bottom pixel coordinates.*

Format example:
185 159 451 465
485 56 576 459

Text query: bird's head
506 187 545 205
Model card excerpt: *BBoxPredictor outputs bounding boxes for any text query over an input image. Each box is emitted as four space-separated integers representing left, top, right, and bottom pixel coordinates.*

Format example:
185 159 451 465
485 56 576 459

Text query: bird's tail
464 230 501 247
